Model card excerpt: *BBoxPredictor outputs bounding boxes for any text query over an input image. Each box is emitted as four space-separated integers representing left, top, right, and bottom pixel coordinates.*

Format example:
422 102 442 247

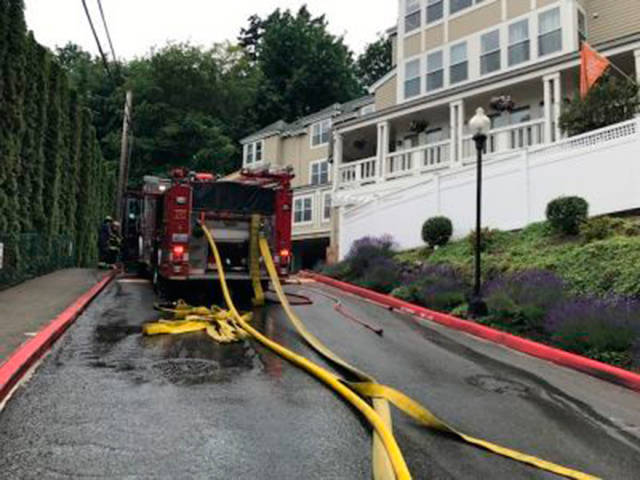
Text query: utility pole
116 90 133 221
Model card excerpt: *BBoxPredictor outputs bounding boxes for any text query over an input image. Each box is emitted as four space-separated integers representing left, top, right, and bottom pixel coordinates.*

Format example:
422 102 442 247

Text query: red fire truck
123 167 293 296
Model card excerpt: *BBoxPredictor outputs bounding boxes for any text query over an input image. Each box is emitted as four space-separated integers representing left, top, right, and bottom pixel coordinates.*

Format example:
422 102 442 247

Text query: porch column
634 49 640 84
543 72 561 143
332 131 343 189
449 100 465 165
377 121 390 179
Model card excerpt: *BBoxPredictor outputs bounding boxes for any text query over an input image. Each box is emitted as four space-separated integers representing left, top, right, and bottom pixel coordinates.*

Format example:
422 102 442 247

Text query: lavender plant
484 270 566 332
545 296 640 358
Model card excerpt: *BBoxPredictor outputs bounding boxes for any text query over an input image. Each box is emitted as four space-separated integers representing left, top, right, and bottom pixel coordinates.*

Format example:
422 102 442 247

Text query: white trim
310 119 332 149
396 1 568 107
293 194 314 226
309 159 331 186
322 191 332 223
242 139 265 168
339 36 640 135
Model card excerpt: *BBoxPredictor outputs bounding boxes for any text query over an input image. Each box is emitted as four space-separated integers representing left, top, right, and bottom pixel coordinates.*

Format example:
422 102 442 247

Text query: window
311 119 331 147
481 30 500 75
578 9 586 45
245 144 254 165
508 19 530 66
293 197 313 224
510 106 531 124
404 59 421 98
426 50 443 91
405 0 421 33
450 0 472 15
310 160 330 185
450 0 484 15
243 140 264 166
538 8 562 56
449 42 468 84
427 0 443 23
425 128 442 143
323 193 332 222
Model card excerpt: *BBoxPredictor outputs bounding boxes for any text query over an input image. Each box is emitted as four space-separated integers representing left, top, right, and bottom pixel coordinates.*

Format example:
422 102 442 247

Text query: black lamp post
468 107 491 318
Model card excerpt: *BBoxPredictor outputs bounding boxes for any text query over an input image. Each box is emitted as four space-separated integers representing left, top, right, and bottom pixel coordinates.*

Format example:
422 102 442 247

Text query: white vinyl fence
339 118 640 258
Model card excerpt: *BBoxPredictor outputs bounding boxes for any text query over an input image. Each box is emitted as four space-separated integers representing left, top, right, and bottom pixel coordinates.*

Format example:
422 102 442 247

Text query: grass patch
398 220 640 297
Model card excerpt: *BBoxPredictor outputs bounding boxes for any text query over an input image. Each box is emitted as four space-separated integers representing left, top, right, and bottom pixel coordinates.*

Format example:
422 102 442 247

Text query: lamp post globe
470 107 491 137
469 107 490 318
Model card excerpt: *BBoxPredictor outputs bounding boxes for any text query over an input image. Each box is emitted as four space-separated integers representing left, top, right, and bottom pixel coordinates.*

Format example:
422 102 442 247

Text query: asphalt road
1 277 639 479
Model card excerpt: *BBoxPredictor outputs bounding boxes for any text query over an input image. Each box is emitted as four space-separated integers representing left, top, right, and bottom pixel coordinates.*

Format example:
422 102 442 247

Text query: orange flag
580 43 610 98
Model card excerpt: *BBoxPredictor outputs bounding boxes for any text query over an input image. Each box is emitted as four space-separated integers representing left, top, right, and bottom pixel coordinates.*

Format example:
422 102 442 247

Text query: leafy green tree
355 36 392 88
560 73 640 136
240 6 363 125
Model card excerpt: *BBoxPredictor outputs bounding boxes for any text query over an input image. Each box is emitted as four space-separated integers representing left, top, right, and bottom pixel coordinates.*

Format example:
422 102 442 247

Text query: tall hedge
0 0 116 281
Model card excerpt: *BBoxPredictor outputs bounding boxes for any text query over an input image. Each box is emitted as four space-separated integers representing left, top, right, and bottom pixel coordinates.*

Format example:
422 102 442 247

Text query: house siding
264 136 281 165
449 1 503 42
537 0 558 9
404 32 422 58
588 0 640 45
507 0 532 20
375 75 398 111
424 24 444 51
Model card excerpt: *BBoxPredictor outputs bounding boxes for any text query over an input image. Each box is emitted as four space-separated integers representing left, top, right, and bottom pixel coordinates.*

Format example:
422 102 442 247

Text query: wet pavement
1 277 640 479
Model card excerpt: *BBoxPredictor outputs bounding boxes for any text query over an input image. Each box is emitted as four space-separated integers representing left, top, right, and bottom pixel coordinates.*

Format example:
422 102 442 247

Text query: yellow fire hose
143 224 599 480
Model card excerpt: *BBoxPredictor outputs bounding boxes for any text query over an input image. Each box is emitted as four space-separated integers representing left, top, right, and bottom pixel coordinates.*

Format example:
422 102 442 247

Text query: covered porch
334 48 639 190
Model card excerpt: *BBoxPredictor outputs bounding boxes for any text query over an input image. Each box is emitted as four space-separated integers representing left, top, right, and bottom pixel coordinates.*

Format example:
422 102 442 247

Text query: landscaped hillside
398 219 640 298
322 215 640 370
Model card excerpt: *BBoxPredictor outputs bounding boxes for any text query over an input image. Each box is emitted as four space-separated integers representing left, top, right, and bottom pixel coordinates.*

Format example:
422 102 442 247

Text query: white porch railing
462 119 545 159
336 117 640 190
338 156 377 185
385 139 451 179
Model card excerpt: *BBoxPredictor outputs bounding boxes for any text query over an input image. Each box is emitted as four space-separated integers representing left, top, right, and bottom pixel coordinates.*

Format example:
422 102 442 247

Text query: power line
80 0 113 81
96 0 117 63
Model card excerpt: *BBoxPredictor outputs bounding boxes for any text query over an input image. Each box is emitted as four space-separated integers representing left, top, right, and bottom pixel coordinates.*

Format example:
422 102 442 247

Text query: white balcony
462 119 546 160
385 139 451 180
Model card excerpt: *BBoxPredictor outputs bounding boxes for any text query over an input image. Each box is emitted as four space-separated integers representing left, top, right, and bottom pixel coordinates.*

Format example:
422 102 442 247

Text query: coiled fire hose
143 224 599 480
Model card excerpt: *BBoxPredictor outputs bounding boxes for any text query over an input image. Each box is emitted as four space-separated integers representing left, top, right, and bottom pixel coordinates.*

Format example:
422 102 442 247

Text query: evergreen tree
42 62 63 238
0 0 27 234
30 45 50 233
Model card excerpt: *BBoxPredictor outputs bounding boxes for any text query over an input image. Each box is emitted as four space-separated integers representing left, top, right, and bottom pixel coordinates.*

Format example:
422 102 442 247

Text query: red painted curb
302 271 640 393
0 270 117 403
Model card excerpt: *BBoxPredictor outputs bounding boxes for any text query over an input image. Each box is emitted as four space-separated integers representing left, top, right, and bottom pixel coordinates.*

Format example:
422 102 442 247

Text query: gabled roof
241 95 374 143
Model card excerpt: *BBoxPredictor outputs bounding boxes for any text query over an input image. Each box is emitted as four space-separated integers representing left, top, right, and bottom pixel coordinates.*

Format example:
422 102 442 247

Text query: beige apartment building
239 97 374 269
330 0 640 258
242 0 640 262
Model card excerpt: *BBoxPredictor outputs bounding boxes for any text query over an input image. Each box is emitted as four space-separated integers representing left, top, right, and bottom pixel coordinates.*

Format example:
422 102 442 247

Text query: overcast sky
24 0 398 60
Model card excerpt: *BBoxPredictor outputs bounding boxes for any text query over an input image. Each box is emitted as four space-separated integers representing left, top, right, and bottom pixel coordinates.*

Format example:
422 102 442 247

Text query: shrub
391 285 417 302
346 235 395 279
422 216 453 248
580 216 625 243
410 264 469 312
485 270 566 332
467 228 497 253
546 196 589 236
545 296 640 361
321 261 351 280
357 256 402 294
